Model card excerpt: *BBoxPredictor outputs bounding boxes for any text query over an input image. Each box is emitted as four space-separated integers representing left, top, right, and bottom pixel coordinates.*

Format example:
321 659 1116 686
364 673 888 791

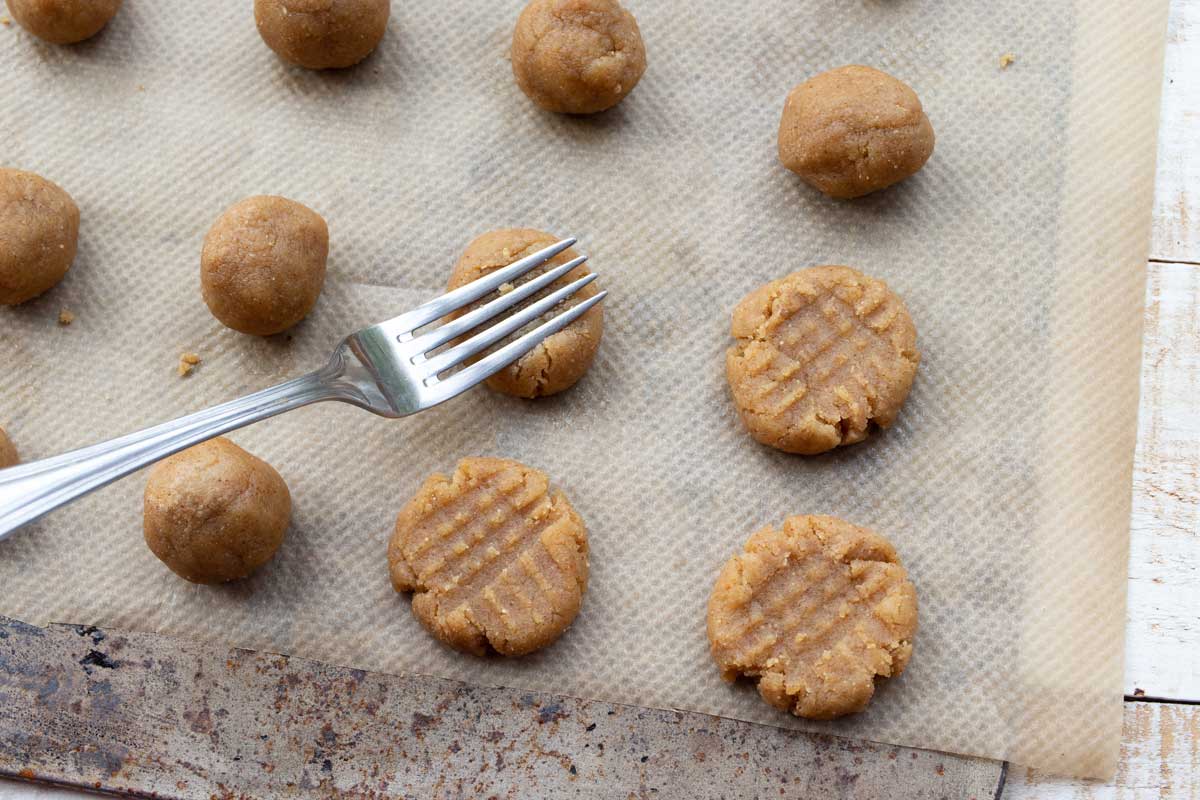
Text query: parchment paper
0 0 1168 779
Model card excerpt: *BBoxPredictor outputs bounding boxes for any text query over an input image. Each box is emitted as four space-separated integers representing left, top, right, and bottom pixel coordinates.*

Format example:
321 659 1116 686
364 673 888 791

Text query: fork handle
0 360 349 543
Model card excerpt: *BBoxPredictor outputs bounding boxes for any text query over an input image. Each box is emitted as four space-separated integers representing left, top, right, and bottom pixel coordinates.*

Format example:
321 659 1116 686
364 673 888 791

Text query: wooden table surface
1006 0 1200 796
2 0 1197 797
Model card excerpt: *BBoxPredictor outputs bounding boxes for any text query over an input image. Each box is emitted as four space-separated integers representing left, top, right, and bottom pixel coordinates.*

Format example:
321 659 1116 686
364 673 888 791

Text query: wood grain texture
1006 702 1200 799
1126 261 1200 702
1152 0 1200 262
0 617 1002 800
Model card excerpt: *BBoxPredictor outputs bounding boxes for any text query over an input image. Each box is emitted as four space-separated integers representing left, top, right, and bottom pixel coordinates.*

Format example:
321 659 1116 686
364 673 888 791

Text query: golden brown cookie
0 167 79 306
447 229 603 398
254 0 390 70
511 0 647 114
778 65 935 199
200 195 329 336
388 457 589 657
726 266 919 455
0 427 18 469
143 438 291 584
6 0 123 44
707 515 918 720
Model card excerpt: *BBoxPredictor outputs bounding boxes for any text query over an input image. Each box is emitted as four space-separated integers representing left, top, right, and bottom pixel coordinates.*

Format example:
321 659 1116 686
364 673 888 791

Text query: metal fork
0 238 604 542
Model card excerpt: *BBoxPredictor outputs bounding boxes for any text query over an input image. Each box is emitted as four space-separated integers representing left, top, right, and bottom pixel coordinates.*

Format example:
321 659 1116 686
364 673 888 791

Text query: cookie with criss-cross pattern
707 515 918 720
726 266 919 455
388 457 589 657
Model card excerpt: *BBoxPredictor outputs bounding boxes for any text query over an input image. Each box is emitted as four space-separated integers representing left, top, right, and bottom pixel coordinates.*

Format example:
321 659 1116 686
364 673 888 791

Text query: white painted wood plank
1127 261 1200 701
1005 701 1199 799
1152 0 1200 263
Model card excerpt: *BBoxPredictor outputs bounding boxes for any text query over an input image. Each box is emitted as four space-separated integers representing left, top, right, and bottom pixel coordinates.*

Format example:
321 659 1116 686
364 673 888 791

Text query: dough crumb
1 17 11 26
498 282 515 294
178 352 201 377
57 308 75 326
999 53 1016 69
136 84 145 92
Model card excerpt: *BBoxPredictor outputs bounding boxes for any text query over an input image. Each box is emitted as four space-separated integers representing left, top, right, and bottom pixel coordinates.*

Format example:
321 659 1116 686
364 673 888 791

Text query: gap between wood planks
1125 694 1200 706
1149 257 1200 266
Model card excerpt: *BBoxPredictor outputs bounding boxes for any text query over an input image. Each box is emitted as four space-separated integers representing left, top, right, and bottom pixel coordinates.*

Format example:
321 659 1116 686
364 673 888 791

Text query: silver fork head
334 238 605 417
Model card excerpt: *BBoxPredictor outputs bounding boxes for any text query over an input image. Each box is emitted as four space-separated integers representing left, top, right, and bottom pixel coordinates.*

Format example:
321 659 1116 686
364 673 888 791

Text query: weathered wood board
1006 701 1199 799
0 616 1004 800
1126 261 1200 703
1152 0 1200 264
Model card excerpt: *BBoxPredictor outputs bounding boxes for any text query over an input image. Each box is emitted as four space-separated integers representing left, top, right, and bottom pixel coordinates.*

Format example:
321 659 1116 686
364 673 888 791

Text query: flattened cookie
726 266 918 455
707 515 918 719
388 457 589 656
447 229 603 398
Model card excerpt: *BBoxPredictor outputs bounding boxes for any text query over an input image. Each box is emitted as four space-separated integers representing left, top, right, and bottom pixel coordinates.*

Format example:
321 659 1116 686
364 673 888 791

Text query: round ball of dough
0 427 18 469
0 168 79 306
143 437 291 584
778 65 935 199
707 515 918 719
447 228 603 398
389 457 589 656
254 0 390 70
201 195 329 336
726 266 919 455
5 0 123 44
511 0 647 115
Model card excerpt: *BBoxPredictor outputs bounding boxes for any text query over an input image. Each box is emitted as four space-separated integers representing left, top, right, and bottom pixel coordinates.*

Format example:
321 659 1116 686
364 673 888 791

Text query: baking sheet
0 0 1168 779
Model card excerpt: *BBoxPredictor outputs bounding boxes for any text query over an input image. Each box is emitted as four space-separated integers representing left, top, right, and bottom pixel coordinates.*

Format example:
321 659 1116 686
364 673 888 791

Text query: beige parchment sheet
0 0 1169 779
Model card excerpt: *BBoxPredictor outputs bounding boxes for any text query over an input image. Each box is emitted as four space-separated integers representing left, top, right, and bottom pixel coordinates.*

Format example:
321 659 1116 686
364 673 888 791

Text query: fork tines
394 238 606 403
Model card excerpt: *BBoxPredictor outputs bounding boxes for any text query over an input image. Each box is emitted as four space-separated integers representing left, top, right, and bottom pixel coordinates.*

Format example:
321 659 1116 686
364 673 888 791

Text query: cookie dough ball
388 457 589 657
726 266 919 455
778 65 935 199
0 427 18 469
0 168 79 306
447 229 603 398
201 195 328 336
5 0 122 44
511 0 647 114
255 0 390 70
143 438 291 584
707 515 918 719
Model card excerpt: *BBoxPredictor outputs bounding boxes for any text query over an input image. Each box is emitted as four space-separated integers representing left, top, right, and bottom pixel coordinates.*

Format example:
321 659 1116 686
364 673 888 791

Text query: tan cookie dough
201 195 329 336
0 427 18 468
778 65 935 199
726 266 919 455
388 457 589 657
0 167 79 306
143 438 291 584
5 0 122 44
707 515 918 720
447 228 602 398
511 0 647 114
255 0 390 70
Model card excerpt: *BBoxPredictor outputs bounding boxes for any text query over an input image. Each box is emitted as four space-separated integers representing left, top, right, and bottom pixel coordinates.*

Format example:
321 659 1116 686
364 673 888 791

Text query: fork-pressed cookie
388 457 589 657
726 266 919 455
707 515 918 720
447 229 603 398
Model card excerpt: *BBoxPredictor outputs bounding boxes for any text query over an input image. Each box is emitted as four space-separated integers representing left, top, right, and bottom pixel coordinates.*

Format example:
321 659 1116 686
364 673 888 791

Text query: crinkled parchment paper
0 0 1168 778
